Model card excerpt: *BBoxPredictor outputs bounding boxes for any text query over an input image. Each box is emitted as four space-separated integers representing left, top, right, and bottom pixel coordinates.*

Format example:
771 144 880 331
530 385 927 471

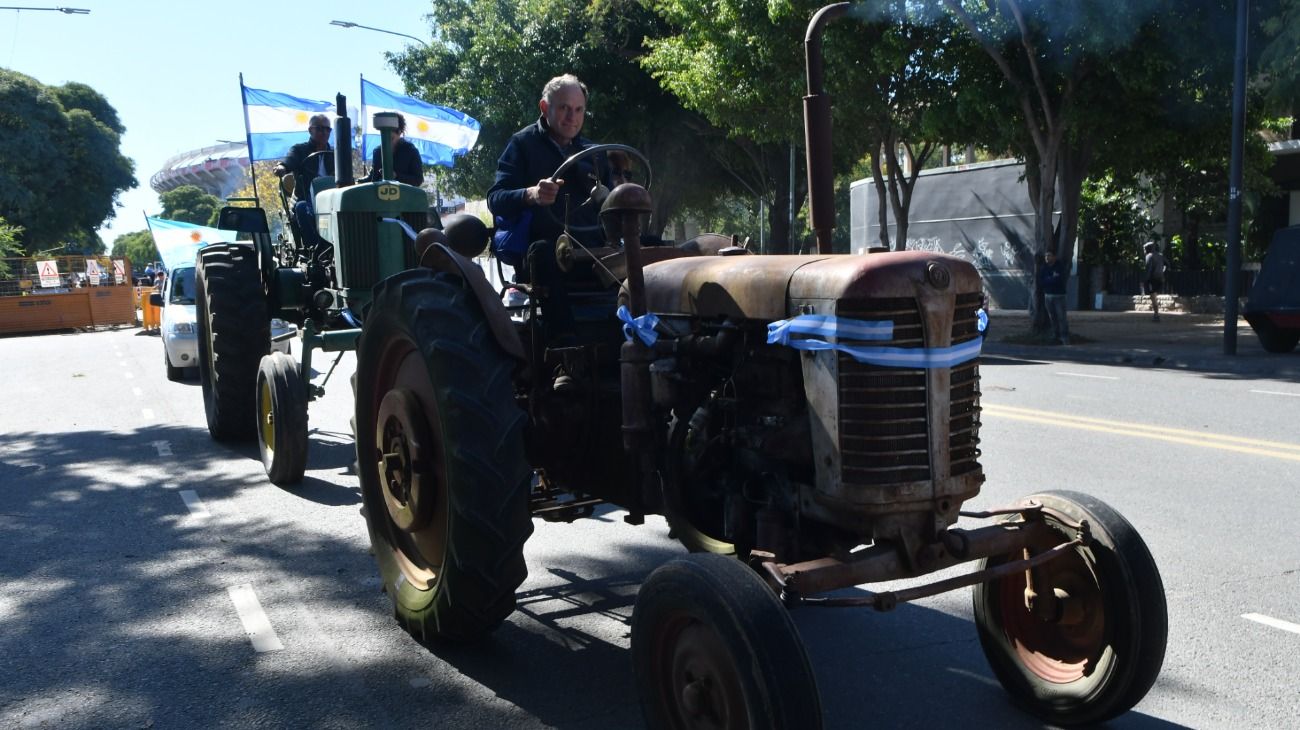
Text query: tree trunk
869 147 891 249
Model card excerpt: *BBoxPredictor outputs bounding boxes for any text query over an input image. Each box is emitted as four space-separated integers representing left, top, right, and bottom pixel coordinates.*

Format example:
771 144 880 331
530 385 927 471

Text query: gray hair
308 113 330 129
541 74 588 104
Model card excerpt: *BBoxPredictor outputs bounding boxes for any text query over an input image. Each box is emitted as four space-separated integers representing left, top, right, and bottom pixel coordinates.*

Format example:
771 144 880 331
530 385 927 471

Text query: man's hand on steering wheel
528 178 565 207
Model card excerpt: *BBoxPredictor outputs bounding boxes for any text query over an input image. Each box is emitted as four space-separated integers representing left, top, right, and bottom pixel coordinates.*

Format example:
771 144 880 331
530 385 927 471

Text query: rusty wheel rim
995 533 1107 684
651 613 748 730
370 337 447 592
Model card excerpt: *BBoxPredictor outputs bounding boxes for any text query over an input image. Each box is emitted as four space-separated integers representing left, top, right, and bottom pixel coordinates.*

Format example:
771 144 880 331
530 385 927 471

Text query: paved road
1 327 1297 728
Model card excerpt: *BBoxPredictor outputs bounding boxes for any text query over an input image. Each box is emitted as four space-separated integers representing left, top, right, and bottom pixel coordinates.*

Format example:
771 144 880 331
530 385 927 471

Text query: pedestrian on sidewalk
1144 241 1167 322
1039 250 1069 345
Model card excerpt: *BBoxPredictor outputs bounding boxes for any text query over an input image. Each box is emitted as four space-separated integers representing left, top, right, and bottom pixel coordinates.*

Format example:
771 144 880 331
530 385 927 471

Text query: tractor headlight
170 322 195 335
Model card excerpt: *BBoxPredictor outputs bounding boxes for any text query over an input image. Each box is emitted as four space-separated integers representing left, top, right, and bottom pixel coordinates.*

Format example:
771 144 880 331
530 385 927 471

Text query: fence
0 256 138 334
1101 267 1256 297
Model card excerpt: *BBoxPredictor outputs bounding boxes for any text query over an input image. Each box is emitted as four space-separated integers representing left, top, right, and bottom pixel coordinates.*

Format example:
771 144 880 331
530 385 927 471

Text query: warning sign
85 259 102 286
38 260 60 288
112 259 126 284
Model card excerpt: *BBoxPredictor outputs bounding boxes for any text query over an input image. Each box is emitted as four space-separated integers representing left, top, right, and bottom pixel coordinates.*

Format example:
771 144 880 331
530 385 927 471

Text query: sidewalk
982 309 1300 379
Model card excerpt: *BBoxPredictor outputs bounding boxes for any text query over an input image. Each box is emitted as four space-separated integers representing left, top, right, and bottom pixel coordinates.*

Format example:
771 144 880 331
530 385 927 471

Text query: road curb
983 342 1300 379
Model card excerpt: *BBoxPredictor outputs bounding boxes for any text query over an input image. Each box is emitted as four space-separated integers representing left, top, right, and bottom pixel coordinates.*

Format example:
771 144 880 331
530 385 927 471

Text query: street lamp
0 6 90 13
329 19 429 48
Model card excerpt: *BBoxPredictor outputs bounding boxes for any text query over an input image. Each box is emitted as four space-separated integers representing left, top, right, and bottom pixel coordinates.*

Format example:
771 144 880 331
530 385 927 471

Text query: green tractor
195 105 485 484
198 8 1169 723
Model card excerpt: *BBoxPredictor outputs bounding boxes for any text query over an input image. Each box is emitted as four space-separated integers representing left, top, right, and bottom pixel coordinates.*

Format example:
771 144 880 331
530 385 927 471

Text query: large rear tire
196 244 270 441
256 351 308 485
973 490 1167 726
632 554 822 730
355 268 532 643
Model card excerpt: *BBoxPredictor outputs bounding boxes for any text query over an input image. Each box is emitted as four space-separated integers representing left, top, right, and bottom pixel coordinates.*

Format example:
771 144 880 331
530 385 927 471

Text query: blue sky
1 1 433 245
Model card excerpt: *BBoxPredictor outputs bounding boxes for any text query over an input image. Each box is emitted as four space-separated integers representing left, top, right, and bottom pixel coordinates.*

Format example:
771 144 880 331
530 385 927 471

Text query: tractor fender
420 242 526 362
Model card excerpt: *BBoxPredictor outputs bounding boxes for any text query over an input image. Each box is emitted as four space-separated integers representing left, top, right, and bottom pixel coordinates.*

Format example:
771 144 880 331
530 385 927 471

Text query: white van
155 266 294 381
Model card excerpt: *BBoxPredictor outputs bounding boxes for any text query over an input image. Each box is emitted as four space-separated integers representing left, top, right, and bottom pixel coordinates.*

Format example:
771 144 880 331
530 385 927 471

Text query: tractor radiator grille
335 211 426 291
836 293 983 486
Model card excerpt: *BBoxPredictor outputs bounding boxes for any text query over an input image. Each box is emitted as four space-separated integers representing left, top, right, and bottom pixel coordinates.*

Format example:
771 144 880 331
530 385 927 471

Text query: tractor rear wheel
355 268 532 643
973 490 1167 726
632 554 822 730
256 351 308 485
196 244 269 441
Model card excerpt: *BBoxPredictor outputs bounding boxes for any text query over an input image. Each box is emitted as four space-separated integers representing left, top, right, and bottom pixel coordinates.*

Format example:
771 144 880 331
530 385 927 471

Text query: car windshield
170 267 196 305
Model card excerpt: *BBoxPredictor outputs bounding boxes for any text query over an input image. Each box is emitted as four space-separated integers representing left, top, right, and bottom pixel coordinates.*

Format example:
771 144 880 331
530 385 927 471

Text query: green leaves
0 69 136 254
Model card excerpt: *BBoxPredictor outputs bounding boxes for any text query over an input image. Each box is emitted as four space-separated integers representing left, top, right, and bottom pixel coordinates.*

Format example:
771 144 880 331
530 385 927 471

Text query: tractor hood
643 252 982 321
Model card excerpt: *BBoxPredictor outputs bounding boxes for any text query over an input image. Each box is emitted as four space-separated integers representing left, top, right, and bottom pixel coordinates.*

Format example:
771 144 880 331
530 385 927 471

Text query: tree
0 70 136 253
0 216 22 279
160 185 221 226
110 229 158 270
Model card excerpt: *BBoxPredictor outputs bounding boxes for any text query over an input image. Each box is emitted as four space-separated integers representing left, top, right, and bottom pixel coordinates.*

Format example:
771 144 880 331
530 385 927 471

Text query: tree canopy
159 185 221 226
110 229 157 269
0 70 136 254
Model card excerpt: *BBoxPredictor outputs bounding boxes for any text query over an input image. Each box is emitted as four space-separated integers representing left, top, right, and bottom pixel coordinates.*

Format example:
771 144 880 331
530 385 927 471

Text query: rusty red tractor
350 4 1167 728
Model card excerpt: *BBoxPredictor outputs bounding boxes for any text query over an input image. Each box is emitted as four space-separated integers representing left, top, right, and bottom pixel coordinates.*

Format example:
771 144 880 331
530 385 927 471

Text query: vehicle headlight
170 322 195 334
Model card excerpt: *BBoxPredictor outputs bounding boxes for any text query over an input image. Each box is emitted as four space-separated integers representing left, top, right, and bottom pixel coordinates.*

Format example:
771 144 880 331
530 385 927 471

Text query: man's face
308 120 331 147
541 85 586 144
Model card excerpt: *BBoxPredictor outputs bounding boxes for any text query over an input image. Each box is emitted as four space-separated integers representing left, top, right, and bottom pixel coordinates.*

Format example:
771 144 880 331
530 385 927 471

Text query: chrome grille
836 293 983 487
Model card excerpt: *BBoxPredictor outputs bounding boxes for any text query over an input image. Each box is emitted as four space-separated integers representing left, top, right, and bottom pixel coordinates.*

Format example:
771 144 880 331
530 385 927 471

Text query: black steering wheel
542 143 653 235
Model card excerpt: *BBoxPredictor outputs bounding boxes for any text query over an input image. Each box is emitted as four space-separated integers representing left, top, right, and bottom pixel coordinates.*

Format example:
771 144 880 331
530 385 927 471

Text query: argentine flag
360 78 480 168
241 84 336 162
146 217 237 271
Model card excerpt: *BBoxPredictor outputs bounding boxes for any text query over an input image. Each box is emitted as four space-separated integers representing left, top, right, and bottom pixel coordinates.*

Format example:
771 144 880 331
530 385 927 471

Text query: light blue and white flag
145 216 237 271
240 82 336 162
360 77 480 168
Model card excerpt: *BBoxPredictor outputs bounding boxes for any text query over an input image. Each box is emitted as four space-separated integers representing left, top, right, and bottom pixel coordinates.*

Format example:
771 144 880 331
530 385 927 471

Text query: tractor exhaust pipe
804 3 850 254
334 93 354 187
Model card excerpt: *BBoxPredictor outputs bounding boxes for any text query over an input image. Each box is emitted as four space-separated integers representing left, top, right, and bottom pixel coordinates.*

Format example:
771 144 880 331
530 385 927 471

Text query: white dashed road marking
1250 390 1300 398
226 584 284 652
142 408 155 419
132 387 143 397
152 441 172 457
1055 372 1119 380
1242 613 1300 635
179 490 210 518
123 372 134 380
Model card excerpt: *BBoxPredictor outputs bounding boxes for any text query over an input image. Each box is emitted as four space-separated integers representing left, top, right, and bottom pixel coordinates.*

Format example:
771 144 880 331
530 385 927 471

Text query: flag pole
239 73 260 205
359 73 368 177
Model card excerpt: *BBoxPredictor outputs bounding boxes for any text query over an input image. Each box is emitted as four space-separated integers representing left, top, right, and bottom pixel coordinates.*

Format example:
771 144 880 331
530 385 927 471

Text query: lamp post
0 6 90 12
328 20 429 48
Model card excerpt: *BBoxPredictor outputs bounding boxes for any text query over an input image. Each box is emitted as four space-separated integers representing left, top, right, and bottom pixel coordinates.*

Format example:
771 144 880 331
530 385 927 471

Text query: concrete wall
851 159 1065 309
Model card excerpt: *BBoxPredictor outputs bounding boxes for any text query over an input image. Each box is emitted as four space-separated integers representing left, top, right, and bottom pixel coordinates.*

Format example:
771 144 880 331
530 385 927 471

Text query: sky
1 1 433 246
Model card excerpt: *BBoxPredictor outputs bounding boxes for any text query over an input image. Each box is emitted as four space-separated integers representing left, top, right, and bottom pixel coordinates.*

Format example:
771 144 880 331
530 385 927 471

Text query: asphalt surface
2 321 1298 729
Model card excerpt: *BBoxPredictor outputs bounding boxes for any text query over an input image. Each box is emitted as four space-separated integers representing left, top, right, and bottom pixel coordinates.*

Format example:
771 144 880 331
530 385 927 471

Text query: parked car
152 266 294 381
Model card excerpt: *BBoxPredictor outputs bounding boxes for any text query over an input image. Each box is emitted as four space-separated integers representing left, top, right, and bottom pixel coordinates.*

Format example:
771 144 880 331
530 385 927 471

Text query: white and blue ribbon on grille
617 305 660 346
381 217 420 241
767 313 982 369
767 314 894 344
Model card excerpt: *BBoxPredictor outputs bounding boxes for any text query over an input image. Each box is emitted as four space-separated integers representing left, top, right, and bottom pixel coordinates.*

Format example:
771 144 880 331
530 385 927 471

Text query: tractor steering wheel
541 143 653 236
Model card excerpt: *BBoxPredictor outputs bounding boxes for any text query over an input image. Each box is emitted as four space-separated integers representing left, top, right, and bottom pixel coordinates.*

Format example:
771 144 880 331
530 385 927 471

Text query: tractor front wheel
973 490 1167 726
632 554 822 730
256 351 308 485
355 269 532 643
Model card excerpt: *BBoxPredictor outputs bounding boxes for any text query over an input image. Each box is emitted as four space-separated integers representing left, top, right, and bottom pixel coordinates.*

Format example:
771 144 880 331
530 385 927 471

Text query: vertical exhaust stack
334 93 354 187
371 112 400 183
804 3 850 254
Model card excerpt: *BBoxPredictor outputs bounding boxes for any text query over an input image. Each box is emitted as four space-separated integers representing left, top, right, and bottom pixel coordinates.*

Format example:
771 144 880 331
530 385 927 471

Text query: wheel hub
375 388 436 532
665 621 746 730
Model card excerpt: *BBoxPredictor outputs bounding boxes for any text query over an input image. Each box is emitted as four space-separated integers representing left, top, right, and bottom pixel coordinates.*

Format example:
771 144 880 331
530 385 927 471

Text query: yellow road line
981 403 1300 462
